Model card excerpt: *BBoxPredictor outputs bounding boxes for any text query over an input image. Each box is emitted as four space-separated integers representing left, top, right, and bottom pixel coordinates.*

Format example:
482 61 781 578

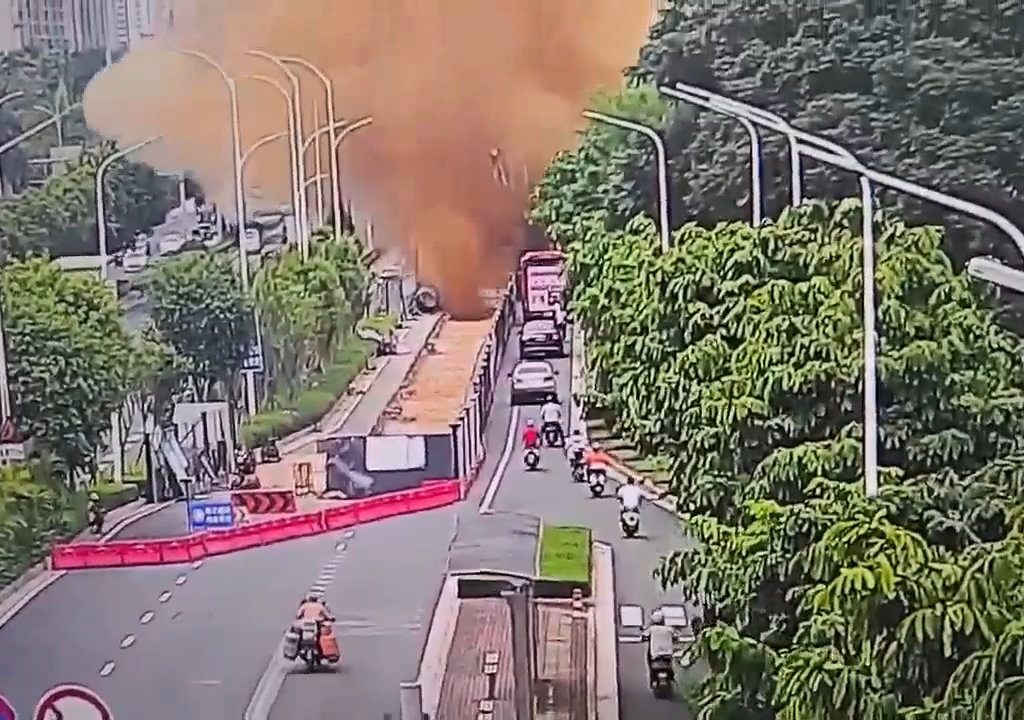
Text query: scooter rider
565 429 585 467
540 399 563 444
522 419 541 450
645 609 676 687
617 475 643 512
87 492 105 533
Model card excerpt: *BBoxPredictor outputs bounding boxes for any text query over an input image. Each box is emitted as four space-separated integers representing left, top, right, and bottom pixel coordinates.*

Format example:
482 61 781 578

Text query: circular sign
33 685 112 720
190 506 207 524
0 693 18 720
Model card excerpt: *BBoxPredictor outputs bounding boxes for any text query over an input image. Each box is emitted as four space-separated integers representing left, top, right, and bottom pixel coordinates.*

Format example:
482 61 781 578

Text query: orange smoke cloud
83 0 650 318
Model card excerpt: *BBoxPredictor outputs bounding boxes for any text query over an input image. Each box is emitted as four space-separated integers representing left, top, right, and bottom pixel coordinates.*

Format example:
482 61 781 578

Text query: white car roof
515 360 554 373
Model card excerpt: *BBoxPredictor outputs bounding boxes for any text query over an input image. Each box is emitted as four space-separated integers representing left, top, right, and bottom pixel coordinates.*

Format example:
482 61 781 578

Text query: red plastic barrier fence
50 480 463 570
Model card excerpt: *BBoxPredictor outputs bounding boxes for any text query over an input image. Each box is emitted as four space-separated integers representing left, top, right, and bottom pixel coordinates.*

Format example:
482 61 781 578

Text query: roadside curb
0 499 174 631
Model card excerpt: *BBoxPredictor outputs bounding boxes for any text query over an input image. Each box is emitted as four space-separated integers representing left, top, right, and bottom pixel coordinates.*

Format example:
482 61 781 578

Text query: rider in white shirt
617 476 644 510
565 429 585 464
540 400 563 442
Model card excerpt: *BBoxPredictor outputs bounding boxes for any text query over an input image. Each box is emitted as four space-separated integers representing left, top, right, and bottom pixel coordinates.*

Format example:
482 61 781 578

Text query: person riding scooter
87 492 105 534
644 609 676 689
292 592 340 662
522 419 542 470
540 399 564 446
583 442 613 480
617 475 643 512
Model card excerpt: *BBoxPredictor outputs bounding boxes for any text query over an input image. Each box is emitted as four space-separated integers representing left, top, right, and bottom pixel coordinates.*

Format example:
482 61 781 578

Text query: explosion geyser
84 0 651 318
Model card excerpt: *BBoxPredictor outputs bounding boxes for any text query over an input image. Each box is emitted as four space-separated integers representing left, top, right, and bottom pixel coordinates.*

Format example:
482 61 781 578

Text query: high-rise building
0 0 169 55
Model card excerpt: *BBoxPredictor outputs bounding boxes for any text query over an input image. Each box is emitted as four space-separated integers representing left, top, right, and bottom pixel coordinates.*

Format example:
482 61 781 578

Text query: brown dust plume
83 0 651 318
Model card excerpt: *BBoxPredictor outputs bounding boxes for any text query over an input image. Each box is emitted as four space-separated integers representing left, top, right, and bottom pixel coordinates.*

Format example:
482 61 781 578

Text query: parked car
122 249 149 273
520 318 564 359
510 360 558 405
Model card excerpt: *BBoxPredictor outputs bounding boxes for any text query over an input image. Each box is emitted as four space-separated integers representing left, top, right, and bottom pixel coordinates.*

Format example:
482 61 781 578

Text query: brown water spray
83 0 651 319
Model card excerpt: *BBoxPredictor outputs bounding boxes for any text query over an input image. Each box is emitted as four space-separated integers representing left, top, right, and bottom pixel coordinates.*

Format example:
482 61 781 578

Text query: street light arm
241 131 288 170
331 116 373 149
797 143 1024 259
302 118 351 154
178 48 232 85
243 73 289 97
98 136 161 174
0 90 25 107
302 173 329 192
0 102 81 155
582 109 671 252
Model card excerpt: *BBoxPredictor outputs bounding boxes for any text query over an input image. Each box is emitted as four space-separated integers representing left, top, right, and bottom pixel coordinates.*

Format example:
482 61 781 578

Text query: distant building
0 0 170 54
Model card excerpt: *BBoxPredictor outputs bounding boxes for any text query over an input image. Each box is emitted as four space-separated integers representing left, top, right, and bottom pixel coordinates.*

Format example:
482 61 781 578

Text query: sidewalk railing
449 279 516 493
50 479 461 570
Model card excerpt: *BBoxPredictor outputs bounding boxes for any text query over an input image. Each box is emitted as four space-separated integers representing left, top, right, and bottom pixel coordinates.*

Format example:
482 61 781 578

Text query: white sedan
510 359 558 405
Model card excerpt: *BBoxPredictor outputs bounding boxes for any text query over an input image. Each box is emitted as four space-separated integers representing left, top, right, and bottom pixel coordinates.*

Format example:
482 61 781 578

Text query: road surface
0 323 691 719
484 337 694 719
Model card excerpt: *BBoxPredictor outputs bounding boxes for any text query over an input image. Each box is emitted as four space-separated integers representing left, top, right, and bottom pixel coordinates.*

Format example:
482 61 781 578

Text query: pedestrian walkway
535 604 589 720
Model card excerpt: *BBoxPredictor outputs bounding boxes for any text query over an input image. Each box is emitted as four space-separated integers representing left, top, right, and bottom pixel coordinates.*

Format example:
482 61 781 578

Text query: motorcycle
284 618 340 671
88 504 105 535
542 422 564 448
524 447 540 471
571 462 586 483
620 507 640 538
648 655 674 699
261 439 281 464
588 468 605 497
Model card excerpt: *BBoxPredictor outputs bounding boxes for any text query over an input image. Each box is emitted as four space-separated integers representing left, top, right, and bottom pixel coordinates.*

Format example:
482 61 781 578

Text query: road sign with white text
189 501 235 530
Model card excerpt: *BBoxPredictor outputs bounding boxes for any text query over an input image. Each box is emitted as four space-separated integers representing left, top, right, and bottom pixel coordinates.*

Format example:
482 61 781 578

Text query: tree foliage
535 189 1024 717
1 258 131 477
627 0 1024 269
0 144 177 258
149 252 253 397
253 229 369 399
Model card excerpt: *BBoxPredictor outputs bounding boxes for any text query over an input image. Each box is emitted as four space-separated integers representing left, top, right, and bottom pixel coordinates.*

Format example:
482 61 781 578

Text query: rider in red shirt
522 419 541 449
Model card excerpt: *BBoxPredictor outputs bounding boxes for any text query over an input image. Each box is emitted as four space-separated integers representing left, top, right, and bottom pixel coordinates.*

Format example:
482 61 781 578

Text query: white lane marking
617 636 643 644
192 560 204 570
120 634 136 649
140 611 155 624
343 530 355 539
619 604 644 628
159 591 172 603
101 501 174 541
335 541 346 552
99 661 116 677
479 405 520 513
244 649 290 720
175 574 188 586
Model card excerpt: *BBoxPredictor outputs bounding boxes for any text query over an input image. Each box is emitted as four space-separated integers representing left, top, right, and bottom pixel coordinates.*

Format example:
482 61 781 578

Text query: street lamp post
330 117 373 240
96 136 162 281
280 56 342 243
581 109 671 252
310 95 324 227
242 76 301 244
661 83 880 495
176 50 249 292
246 50 309 258
0 102 82 157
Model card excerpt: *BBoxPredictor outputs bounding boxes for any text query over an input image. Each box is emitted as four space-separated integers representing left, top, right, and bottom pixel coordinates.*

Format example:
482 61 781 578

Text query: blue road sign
188 501 235 531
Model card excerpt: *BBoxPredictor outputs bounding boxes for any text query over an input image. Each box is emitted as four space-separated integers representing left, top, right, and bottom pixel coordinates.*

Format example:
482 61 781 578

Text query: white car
510 360 558 405
160 233 186 255
122 249 149 273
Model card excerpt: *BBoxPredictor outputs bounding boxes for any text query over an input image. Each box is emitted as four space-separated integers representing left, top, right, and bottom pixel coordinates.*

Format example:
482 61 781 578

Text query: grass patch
240 337 373 447
537 524 591 584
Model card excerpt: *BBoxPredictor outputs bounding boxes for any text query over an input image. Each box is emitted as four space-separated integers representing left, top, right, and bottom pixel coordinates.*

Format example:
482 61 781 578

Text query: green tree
149 253 253 399
0 258 131 478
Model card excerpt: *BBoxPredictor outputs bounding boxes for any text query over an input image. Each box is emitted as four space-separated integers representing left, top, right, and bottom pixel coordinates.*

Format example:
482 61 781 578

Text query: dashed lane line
99 661 116 677
120 634 136 649
140 611 155 624
158 591 172 604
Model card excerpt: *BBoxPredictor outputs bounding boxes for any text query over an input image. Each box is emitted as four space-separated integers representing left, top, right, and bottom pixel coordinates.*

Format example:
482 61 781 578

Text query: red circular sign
0 693 17 720
33 685 112 720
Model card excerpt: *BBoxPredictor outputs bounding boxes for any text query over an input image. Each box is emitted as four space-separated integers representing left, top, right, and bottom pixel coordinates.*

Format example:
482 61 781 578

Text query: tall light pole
96 136 162 281
655 87 763 226
582 110 670 252
246 50 309 258
240 131 299 237
330 116 373 239
176 49 249 291
280 56 342 243
95 135 161 484
0 102 82 157
242 75 301 245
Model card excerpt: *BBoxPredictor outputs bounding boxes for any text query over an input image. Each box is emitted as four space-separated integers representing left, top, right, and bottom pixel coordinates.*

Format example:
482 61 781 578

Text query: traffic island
535 524 592 599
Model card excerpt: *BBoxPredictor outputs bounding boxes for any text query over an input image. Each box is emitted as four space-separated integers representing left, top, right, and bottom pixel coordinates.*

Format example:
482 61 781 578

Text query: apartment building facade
0 0 169 54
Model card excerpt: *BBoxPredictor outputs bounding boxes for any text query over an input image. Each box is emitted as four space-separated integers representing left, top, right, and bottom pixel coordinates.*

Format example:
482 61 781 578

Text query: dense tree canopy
253 229 369 398
1 258 131 478
595 0 1024 273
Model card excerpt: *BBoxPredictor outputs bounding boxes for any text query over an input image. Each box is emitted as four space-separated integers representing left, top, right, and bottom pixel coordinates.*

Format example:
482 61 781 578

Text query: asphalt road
485 335 695 720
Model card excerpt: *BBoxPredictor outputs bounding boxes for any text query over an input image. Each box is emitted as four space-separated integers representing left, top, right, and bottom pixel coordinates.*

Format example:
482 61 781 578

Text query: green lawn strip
240 336 374 448
537 524 592 584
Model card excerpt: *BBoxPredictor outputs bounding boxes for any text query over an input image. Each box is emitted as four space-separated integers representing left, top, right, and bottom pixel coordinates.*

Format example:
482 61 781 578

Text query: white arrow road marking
99 661 116 677
120 634 136 649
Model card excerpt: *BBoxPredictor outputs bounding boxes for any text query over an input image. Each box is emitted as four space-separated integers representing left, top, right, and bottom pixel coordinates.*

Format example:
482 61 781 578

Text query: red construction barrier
119 542 163 566
50 480 467 570
231 489 296 514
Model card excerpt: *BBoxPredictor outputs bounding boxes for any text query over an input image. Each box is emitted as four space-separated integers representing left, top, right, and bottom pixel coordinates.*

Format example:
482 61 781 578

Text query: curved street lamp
176 49 249 291
246 50 309 255
581 109 670 252
280 56 342 243
242 75 301 246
